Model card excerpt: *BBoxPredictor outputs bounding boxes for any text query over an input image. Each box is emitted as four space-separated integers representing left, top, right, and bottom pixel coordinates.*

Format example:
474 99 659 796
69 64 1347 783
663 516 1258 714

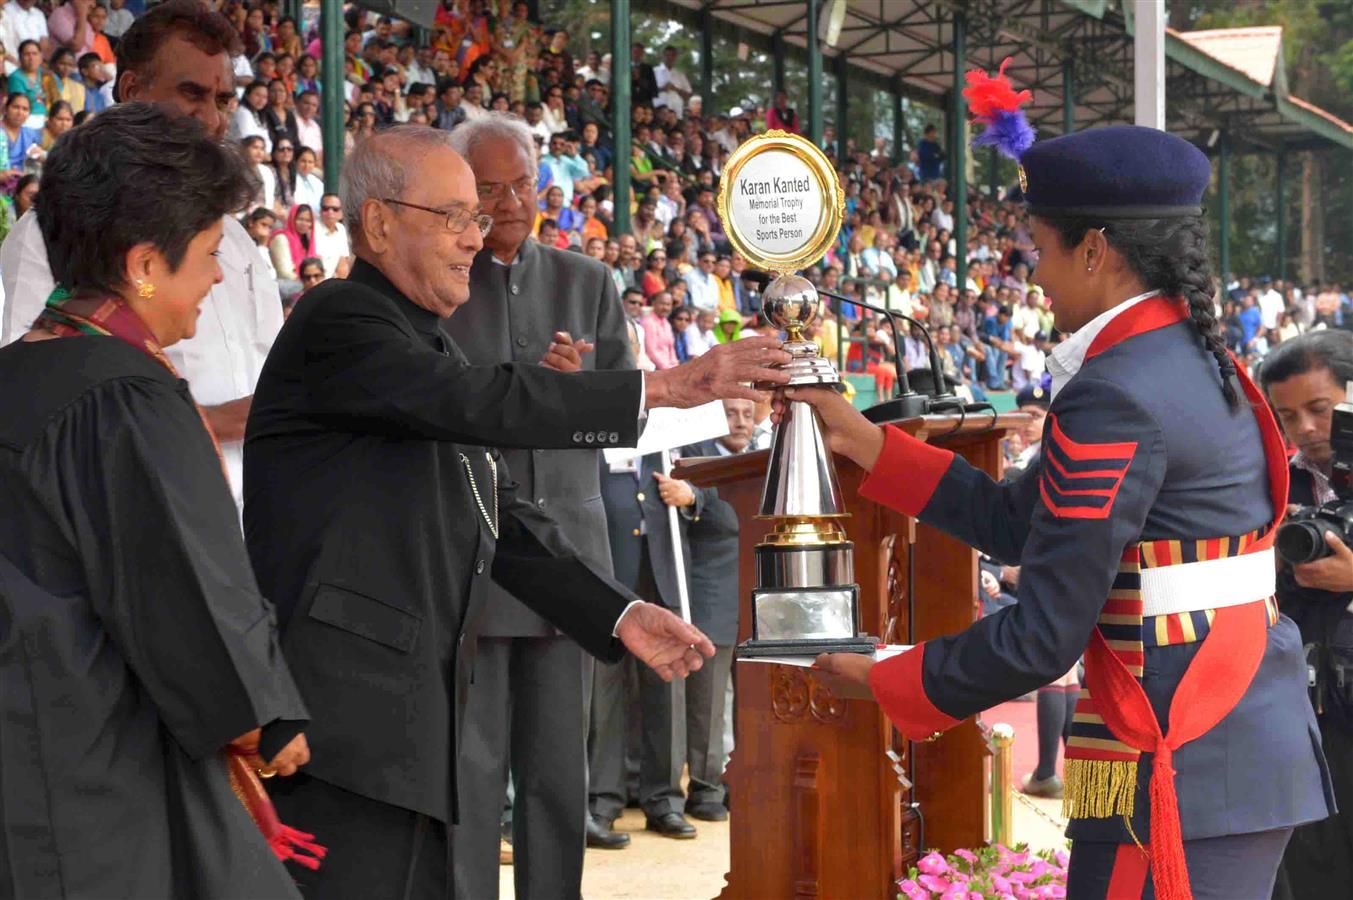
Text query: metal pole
835 53 848 160
989 723 1015 848
892 80 904 164
1219 133 1231 282
700 8 714 109
320 0 344 192
772 31 786 98
660 449 692 624
1276 149 1287 281
1133 0 1166 129
952 12 968 291
1062 56 1075 135
611 0 632 237
807 0 822 147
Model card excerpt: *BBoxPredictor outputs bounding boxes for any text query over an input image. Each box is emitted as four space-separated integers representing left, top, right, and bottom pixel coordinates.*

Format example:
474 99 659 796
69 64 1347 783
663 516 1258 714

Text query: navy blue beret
1021 125 1211 219
1015 384 1050 409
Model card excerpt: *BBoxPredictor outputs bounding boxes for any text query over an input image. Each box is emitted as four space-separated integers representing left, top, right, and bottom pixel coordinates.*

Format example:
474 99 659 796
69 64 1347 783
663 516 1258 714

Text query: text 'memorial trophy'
718 131 877 657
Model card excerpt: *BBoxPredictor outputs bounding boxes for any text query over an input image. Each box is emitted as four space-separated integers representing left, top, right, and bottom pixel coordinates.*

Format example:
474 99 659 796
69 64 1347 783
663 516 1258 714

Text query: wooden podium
676 412 1025 900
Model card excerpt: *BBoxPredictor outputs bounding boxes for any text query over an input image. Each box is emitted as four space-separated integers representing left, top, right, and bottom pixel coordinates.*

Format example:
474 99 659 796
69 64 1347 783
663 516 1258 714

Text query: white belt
1138 547 1275 618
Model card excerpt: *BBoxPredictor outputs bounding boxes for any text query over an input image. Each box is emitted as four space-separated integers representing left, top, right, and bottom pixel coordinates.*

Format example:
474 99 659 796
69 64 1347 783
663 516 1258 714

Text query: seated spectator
264 78 300 150
37 99 72 151
313 193 351 279
269 203 315 287
670 305 704 361
232 80 272 151
239 136 276 213
537 216 565 249
641 248 667 299
684 251 720 313
104 0 134 41
642 290 678 369
0 91 42 177
287 256 326 316
293 146 324 212
3 170 36 222
269 139 296 210
86 3 115 70
246 206 281 282
42 48 85 112
540 131 588 206
8 40 47 128
765 90 799 134
75 51 111 113
714 307 743 344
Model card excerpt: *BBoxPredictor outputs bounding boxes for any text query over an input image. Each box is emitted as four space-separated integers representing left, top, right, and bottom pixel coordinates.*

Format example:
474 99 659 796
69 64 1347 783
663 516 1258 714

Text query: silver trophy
739 275 877 657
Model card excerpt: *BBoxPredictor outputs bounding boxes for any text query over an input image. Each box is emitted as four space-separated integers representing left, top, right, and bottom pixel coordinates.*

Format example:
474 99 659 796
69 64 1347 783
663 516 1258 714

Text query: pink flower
897 878 928 900
954 848 978 864
991 874 1012 893
1007 870 1036 884
918 852 952 876
1054 850 1070 870
918 874 952 893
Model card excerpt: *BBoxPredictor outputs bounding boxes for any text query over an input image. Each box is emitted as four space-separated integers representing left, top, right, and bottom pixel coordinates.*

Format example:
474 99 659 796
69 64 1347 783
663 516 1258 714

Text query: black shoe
586 815 630 849
686 802 728 822
645 811 697 839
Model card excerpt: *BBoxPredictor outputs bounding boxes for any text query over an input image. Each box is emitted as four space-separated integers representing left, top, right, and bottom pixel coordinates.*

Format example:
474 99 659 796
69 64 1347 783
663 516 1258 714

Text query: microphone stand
813 287 957 423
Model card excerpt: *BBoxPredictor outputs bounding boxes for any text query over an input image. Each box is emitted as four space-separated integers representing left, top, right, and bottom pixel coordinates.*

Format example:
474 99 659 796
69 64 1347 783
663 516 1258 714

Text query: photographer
1261 330 1353 899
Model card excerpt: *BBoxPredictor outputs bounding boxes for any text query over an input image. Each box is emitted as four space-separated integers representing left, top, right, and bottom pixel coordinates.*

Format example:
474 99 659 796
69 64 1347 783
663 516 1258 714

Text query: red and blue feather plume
963 58 1035 161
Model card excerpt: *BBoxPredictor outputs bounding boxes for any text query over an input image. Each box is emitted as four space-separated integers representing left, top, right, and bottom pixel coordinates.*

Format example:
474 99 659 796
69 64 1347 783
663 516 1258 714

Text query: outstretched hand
616 602 716 681
812 652 876 687
771 386 886 472
645 335 790 407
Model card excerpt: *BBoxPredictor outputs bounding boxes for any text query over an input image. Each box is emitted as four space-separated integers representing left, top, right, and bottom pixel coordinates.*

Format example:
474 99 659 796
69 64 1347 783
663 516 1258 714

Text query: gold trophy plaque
717 131 875 657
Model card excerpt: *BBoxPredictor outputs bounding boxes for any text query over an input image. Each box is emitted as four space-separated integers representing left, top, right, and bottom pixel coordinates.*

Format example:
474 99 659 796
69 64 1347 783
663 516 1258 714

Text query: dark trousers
452 636 590 900
684 644 734 807
1069 828 1293 899
272 774 449 900
588 545 684 821
1274 716 1353 900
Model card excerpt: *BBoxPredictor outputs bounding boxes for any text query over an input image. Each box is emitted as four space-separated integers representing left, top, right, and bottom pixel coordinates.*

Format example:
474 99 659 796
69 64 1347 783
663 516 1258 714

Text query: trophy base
735 636 880 659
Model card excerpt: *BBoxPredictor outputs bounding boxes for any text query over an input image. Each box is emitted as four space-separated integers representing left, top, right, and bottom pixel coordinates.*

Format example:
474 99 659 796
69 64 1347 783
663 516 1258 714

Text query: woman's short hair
36 103 255 296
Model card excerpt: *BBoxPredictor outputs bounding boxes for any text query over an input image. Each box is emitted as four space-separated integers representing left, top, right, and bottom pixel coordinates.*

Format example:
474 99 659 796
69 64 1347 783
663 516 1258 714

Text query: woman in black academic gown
0 103 312 897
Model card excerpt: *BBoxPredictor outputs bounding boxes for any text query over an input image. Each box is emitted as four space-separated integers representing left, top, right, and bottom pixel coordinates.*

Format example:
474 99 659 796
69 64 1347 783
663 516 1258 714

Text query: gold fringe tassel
1062 758 1138 821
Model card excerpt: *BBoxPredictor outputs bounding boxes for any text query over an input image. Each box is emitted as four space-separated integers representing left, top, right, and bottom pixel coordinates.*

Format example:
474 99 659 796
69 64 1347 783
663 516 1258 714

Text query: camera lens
1276 520 1335 564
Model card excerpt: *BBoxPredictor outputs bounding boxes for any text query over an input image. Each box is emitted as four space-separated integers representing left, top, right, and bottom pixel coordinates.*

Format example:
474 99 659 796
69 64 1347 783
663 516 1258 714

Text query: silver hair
340 125 457 236
445 112 537 172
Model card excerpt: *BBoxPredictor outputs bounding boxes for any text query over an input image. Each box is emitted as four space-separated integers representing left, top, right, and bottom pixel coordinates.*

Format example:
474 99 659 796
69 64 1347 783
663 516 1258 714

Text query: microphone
740 268 938 421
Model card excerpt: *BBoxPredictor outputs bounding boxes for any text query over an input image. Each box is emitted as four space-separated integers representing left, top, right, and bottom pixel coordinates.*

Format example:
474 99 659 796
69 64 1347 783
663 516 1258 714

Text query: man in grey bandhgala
0 103 309 899
442 113 632 899
246 126 789 899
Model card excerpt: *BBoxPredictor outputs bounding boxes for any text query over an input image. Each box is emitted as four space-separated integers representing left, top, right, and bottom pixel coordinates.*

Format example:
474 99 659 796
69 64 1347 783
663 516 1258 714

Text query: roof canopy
654 0 1352 152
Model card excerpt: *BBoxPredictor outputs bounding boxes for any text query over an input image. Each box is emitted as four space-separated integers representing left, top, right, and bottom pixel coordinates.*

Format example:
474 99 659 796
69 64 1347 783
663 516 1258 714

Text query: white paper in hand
602 399 730 464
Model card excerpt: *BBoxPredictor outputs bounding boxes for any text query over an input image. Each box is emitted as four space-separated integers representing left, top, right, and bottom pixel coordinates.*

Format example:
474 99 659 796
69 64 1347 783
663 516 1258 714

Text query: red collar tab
1085 295 1189 361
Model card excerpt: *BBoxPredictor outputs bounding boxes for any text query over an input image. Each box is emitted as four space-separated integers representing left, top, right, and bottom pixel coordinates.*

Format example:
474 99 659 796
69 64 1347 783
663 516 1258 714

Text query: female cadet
798 125 1333 899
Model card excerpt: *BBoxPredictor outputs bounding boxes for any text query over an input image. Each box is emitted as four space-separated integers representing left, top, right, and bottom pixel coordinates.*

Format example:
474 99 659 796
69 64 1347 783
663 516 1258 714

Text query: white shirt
684 269 720 312
0 14 20 75
294 171 325 213
654 63 691 116
313 220 350 278
256 241 279 280
1045 289 1159 400
232 105 271 152
255 164 277 212
4 1 48 45
0 212 283 514
296 114 323 158
1259 288 1285 330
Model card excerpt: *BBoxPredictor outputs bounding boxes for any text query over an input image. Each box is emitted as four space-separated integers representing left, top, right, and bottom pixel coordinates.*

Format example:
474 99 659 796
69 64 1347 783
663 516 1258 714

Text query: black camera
1277 399 1353 564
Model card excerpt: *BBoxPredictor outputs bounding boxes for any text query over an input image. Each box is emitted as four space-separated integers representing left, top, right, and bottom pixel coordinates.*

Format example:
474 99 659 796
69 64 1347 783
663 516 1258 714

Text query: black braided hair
1043 215 1239 410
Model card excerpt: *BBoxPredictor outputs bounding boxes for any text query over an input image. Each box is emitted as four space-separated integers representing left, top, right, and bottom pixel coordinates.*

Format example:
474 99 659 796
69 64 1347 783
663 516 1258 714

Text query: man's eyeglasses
382 198 493 237
476 176 535 206
321 205 342 212
277 145 295 152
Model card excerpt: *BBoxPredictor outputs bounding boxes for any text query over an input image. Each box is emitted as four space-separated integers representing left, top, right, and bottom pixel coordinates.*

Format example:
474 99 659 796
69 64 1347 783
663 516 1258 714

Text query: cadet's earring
136 280 156 299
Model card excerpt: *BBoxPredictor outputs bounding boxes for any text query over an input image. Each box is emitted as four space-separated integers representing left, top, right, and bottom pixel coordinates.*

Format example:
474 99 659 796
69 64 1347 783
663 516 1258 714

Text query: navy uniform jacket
600 451 711 608
860 299 1333 843
682 439 742 646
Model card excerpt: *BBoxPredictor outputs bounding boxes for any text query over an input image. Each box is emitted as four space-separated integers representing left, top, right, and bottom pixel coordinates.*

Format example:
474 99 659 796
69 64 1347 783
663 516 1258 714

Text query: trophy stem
758 399 846 519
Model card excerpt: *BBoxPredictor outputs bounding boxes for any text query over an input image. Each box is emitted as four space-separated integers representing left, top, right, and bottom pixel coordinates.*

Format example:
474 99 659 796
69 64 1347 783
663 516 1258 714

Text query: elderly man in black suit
442 113 633 900
244 125 790 899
